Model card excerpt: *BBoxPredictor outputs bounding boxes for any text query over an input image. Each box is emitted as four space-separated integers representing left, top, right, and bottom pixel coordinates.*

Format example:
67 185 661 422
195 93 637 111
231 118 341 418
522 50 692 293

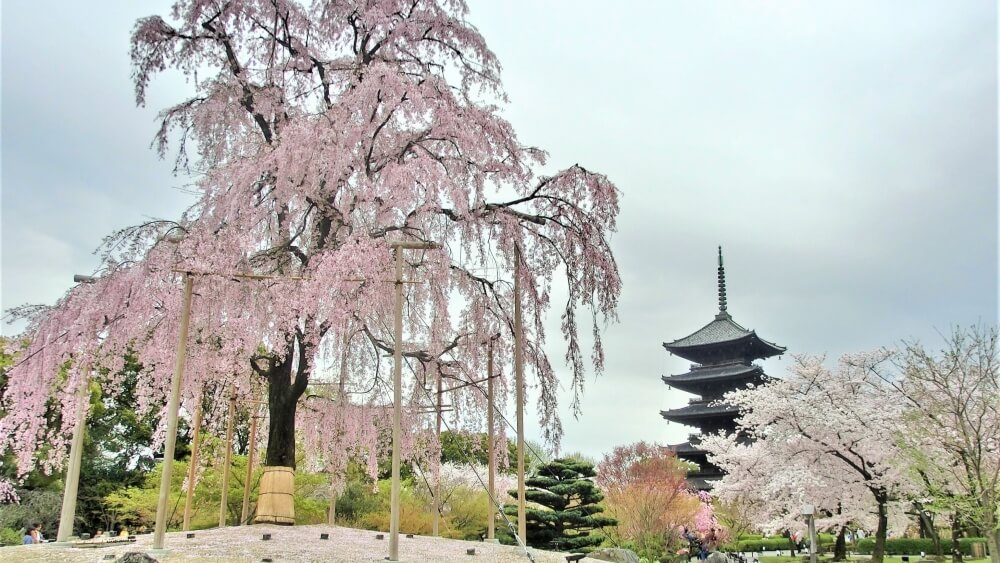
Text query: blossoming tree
890 326 1000 563
596 442 701 560
1 0 621 526
702 353 914 563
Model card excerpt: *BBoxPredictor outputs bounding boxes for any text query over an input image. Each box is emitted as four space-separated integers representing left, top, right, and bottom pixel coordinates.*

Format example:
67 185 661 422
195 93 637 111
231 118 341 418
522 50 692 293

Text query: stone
707 552 729 563
116 553 159 563
586 547 641 563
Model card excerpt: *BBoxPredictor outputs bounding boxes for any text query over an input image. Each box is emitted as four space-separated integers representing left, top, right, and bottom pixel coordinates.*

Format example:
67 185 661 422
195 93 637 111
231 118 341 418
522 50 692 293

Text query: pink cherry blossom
2 0 621 485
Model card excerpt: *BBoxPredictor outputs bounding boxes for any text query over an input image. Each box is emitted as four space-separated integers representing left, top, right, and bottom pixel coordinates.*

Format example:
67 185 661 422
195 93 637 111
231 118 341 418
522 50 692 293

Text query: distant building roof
663 362 762 383
662 248 785 363
668 441 707 455
686 476 718 491
660 401 739 423
662 313 786 361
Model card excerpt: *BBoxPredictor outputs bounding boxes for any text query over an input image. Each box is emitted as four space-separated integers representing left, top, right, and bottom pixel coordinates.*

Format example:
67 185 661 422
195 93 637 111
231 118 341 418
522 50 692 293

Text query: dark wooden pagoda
661 248 785 490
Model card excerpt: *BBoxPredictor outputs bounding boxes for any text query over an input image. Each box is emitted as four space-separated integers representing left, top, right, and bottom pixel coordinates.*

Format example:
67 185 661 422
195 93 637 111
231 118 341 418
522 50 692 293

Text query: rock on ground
586 547 642 563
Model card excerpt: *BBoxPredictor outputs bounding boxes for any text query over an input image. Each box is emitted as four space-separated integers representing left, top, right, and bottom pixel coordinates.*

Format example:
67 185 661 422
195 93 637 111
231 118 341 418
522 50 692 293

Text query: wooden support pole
487 341 496 540
329 333 350 527
389 244 404 561
182 393 204 530
432 373 442 536
219 392 235 527
154 274 194 550
56 366 89 542
327 478 337 527
388 240 437 561
241 405 259 525
513 245 526 542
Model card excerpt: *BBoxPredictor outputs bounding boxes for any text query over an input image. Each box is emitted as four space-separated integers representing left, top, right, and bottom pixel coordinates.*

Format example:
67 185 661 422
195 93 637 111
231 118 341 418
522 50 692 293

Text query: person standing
706 528 718 551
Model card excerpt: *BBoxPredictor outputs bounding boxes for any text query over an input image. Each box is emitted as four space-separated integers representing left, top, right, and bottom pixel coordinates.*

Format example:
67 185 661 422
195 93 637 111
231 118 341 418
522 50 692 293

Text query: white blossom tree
702 352 914 563
888 326 1000 563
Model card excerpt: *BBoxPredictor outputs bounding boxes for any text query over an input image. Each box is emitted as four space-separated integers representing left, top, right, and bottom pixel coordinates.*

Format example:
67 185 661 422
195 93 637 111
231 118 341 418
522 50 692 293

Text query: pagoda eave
660 402 740 421
663 333 785 364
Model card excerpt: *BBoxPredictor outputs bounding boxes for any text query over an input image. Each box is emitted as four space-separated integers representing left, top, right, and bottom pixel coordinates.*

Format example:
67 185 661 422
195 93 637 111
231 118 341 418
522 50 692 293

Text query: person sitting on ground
22 524 36 545
30 522 43 544
94 529 104 538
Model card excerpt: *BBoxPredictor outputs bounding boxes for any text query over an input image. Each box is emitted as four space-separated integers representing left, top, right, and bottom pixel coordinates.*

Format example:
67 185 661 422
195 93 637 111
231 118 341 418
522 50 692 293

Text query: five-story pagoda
661 248 785 490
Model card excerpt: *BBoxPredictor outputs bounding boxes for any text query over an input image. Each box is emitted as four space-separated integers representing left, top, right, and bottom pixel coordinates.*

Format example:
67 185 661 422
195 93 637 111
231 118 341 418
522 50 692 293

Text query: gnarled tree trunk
251 334 310 524
264 357 305 468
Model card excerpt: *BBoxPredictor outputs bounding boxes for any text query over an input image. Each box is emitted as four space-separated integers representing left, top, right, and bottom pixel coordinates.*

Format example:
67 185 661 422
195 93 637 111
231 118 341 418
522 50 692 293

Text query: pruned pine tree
506 458 616 552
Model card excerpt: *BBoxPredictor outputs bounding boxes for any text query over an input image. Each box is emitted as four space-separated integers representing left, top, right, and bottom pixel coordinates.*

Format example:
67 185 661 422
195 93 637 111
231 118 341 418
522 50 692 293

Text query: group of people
20 524 136 545
21 523 45 544
682 527 719 561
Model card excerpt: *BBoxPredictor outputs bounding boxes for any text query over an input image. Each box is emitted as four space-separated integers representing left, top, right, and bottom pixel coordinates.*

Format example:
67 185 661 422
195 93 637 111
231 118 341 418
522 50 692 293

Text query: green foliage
357 479 434 534
618 534 676 563
336 479 381 525
0 489 62 539
504 458 617 552
720 534 840 553
438 485 490 540
725 537 807 552
0 350 197 538
0 527 23 546
855 537 987 556
291 467 333 525
76 353 192 534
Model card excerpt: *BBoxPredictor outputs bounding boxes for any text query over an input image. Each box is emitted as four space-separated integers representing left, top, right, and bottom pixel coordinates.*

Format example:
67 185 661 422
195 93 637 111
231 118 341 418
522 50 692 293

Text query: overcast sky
2 1 997 461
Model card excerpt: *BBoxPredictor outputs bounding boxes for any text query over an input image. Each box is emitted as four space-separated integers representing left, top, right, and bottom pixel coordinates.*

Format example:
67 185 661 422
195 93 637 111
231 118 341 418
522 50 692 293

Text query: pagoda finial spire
717 246 728 317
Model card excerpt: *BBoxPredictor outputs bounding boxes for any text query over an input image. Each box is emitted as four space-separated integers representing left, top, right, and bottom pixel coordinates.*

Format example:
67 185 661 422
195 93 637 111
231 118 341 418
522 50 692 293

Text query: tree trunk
263 353 305 468
262 338 309 469
833 525 848 561
951 516 963 563
915 503 943 557
871 492 889 563
986 529 999 563
927 516 942 557
785 530 798 557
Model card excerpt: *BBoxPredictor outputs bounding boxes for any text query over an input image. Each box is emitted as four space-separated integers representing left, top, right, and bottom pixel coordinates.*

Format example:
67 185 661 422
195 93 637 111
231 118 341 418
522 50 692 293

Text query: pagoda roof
669 441 707 456
686 476 718 491
663 248 785 363
663 362 762 384
663 313 785 360
660 401 739 422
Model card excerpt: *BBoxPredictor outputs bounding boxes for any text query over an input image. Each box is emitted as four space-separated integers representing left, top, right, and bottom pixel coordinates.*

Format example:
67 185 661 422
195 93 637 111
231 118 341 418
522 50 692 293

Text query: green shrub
726 537 802 552
855 537 986 556
0 527 23 546
335 480 381 525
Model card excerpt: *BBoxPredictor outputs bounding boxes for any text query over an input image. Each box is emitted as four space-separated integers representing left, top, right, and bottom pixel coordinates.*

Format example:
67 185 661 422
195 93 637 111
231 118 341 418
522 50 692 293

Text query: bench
565 554 586 563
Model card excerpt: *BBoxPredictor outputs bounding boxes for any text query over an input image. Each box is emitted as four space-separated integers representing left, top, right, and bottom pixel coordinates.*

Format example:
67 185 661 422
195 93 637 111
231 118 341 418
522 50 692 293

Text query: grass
760 557 989 563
